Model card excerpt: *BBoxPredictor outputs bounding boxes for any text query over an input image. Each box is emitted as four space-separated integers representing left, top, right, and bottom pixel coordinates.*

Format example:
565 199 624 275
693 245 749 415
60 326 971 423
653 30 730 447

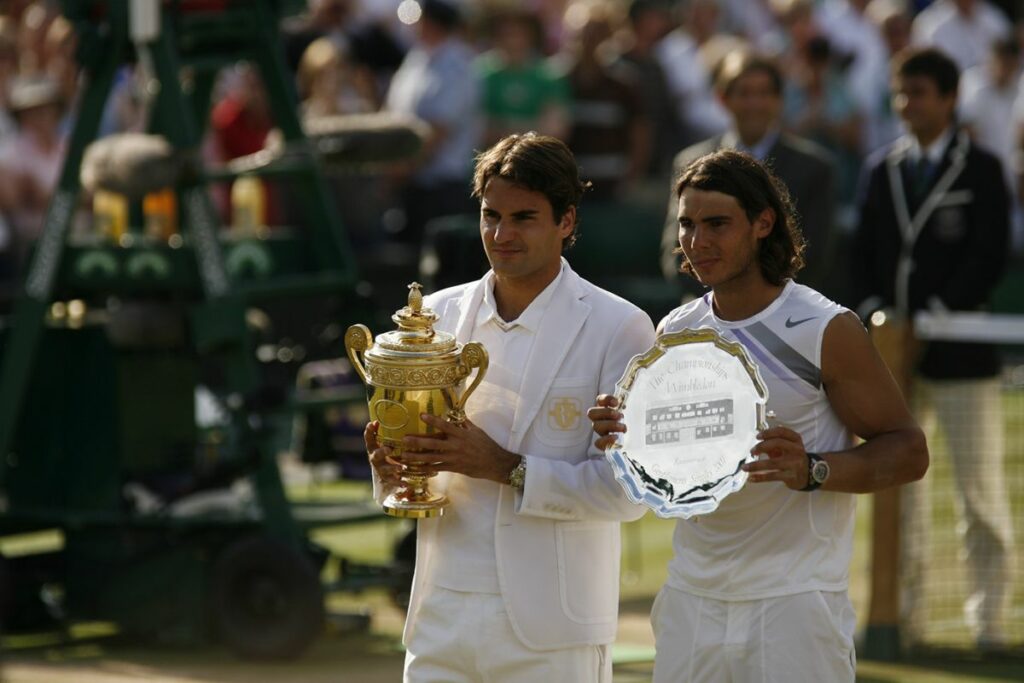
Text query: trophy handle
344 324 373 382
450 342 488 422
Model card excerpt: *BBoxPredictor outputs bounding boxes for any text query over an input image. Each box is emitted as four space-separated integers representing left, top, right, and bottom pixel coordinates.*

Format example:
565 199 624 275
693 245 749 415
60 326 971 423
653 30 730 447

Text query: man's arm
515 307 655 521
744 312 928 492
398 307 654 522
589 316 668 450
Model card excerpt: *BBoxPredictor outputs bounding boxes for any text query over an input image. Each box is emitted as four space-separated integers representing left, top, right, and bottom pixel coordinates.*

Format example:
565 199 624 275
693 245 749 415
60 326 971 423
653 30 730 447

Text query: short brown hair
714 50 784 97
673 150 805 286
471 132 590 250
892 46 960 97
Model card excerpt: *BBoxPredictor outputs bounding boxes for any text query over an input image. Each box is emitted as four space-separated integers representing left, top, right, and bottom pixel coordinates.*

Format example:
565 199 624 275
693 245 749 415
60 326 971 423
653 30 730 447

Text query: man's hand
399 413 520 485
364 421 405 487
587 394 625 450
743 426 811 490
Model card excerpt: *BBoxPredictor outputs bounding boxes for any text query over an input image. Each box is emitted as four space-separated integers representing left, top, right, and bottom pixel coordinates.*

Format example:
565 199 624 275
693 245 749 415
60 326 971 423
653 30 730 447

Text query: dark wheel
210 535 324 659
390 527 416 611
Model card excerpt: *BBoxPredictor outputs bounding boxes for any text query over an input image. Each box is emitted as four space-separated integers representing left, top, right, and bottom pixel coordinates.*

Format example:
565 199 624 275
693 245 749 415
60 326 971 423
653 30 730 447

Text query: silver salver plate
606 327 769 518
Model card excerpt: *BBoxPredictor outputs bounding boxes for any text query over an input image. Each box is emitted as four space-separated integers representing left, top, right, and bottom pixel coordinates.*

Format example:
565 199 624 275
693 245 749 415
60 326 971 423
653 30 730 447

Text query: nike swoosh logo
785 316 817 328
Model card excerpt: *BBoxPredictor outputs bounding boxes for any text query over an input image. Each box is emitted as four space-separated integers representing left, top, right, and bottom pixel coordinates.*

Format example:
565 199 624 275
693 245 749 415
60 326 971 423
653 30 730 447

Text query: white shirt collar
478 260 566 333
722 127 781 161
909 126 955 165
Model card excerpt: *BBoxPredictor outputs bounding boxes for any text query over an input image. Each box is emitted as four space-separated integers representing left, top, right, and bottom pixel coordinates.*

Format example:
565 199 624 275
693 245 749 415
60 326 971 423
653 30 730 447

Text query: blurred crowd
0 0 1022 309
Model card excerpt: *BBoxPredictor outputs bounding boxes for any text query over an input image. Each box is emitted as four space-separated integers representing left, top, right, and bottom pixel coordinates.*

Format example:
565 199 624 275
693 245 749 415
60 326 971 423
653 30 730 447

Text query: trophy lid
370 282 458 356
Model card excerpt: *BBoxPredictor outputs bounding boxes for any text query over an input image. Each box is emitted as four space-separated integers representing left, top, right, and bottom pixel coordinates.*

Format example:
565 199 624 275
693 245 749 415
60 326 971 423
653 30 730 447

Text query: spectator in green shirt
476 9 570 146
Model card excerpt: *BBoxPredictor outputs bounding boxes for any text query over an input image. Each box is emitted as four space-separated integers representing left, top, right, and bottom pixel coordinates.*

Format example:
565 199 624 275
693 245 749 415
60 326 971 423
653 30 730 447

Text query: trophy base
383 491 449 519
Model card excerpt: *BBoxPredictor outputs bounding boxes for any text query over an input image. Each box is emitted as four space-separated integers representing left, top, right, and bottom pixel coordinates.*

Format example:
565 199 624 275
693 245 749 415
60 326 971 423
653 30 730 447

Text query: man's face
633 7 671 43
686 1 718 40
722 70 782 144
480 177 573 284
676 187 772 288
892 74 956 141
496 19 534 63
881 15 911 55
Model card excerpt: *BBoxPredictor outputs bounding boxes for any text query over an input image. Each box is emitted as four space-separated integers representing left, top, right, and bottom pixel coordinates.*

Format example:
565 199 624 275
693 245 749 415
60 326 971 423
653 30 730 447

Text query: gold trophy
345 283 488 518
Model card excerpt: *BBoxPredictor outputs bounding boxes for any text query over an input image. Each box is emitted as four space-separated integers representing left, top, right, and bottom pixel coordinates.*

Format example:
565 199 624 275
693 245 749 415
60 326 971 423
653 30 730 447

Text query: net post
864 311 915 660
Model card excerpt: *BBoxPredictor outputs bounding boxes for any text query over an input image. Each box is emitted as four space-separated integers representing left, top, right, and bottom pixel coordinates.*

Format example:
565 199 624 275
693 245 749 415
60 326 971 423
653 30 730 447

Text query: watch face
811 460 830 484
509 462 526 489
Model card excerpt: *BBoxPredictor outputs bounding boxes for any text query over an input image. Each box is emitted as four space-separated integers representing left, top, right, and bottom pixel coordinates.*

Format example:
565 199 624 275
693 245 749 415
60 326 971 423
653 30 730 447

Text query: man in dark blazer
854 47 1013 651
659 50 838 297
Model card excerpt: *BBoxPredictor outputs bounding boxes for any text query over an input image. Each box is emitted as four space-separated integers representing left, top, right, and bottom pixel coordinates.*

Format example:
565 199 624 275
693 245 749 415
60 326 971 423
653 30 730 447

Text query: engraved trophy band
606 327 769 518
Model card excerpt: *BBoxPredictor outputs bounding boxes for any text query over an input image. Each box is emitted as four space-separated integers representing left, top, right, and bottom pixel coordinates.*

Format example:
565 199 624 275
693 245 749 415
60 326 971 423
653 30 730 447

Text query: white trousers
404 587 611 683
651 586 856 683
902 377 1014 642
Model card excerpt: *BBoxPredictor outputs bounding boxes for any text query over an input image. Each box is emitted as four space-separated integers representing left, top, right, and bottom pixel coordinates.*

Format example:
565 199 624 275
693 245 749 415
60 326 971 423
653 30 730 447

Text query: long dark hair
673 150 806 285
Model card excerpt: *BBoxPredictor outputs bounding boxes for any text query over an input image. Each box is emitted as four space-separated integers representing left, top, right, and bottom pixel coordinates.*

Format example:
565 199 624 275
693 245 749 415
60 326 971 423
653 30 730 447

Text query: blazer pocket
555 522 618 624
934 189 973 207
535 377 593 448
929 204 969 243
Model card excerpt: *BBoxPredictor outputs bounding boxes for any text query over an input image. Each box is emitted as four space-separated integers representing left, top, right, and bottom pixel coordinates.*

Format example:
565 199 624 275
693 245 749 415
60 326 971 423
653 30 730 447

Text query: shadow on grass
2 627 407 683
858 650 1024 683
619 596 655 615
910 657 1024 680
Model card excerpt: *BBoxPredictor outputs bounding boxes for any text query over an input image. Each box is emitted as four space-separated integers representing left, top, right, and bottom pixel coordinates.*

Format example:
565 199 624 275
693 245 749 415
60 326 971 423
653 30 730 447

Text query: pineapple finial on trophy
393 281 436 339
408 281 423 313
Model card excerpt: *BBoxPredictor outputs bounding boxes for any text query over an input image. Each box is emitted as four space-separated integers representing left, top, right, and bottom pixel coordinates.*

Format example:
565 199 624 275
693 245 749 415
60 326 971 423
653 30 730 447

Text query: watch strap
800 452 825 492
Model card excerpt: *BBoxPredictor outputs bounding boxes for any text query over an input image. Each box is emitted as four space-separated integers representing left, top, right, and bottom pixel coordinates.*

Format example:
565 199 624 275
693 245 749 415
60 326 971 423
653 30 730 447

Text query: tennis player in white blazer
365 133 654 682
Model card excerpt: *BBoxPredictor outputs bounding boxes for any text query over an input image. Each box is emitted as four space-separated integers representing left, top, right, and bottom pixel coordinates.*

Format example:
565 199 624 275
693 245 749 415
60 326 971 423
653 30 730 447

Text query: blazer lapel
907 130 969 241
884 131 970 314
885 136 915 245
507 262 591 452
452 277 487 343
886 131 969 247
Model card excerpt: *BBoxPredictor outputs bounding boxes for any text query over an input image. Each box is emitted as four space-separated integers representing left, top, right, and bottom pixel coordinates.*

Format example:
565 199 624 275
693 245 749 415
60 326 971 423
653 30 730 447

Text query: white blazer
377 260 655 650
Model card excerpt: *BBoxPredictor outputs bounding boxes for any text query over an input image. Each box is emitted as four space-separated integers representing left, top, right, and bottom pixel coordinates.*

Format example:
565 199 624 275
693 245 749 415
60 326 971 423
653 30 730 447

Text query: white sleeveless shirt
660 281 857 600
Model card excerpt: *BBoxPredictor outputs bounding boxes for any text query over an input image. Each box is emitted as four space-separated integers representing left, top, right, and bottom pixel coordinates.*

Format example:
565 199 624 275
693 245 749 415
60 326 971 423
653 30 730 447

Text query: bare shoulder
823 310 868 341
820 311 919 441
821 311 875 380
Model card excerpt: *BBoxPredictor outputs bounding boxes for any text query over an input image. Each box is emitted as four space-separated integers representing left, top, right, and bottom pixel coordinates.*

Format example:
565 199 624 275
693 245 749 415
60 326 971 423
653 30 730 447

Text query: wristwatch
800 452 830 491
507 457 526 491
